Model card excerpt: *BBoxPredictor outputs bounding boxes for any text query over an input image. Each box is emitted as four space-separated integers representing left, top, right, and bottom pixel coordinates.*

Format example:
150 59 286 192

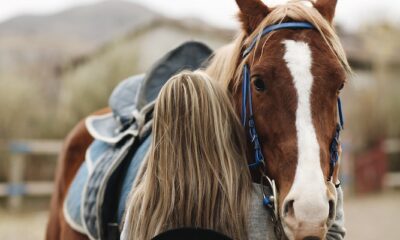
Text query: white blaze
283 40 328 222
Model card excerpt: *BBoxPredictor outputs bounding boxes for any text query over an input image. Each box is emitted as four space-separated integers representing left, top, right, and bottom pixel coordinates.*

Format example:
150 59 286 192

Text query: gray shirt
248 183 346 240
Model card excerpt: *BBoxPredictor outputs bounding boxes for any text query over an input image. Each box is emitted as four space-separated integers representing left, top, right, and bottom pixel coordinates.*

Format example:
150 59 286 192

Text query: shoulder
247 183 277 240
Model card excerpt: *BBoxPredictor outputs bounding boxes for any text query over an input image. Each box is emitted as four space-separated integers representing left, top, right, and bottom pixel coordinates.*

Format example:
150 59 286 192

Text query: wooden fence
0 139 62 210
0 138 399 210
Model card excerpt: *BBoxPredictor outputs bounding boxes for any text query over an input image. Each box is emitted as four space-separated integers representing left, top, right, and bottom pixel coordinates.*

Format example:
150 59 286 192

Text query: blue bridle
241 22 344 182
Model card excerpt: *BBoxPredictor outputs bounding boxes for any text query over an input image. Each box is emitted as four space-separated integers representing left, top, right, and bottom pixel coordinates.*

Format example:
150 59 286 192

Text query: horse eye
338 83 344 91
253 77 266 91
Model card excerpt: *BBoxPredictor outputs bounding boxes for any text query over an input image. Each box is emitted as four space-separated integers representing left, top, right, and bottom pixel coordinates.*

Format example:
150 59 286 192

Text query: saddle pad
82 138 135 239
64 138 133 239
64 140 112 234
64 135 151 239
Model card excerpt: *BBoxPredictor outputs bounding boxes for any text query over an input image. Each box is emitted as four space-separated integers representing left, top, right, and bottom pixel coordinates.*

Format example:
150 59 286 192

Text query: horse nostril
283 199 295 217
328 199 335 219
303 237 321 240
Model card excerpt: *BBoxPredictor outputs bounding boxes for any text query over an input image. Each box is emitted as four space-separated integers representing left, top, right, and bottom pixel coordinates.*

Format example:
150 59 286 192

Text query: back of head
124 71 252 240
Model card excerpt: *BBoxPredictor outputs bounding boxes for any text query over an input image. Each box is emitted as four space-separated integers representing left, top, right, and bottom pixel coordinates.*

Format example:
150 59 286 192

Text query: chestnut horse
46 0 350 239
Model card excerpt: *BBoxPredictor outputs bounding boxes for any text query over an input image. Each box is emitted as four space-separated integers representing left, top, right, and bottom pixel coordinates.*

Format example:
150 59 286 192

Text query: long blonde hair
124 71 252 240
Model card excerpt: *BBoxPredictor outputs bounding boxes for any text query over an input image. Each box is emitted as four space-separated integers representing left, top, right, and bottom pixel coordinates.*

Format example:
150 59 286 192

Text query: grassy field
0 191 399 240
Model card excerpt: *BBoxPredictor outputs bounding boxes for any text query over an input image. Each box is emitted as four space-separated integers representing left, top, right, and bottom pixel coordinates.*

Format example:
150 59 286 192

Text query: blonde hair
206 0 351 90
124 71 252 240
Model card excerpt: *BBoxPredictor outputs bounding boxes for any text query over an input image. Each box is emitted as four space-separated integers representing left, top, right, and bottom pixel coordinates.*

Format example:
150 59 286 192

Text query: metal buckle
260 174 285 239
260 174 278 217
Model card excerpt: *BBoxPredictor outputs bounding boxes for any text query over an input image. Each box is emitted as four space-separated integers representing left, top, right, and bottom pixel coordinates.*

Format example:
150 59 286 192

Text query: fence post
8 153 25 210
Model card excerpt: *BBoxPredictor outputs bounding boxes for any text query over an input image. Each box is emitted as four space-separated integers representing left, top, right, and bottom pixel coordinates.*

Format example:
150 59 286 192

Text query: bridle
240 22 344 239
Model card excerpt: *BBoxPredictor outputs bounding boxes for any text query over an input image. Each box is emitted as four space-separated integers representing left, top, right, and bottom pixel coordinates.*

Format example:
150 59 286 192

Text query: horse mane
206 0 351 91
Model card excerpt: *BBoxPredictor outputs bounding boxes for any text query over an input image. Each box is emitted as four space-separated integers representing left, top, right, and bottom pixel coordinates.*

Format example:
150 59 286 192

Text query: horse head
208 0 350 239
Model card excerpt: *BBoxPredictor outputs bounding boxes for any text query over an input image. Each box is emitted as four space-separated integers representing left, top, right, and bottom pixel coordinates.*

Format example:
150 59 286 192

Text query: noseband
240 22 344 237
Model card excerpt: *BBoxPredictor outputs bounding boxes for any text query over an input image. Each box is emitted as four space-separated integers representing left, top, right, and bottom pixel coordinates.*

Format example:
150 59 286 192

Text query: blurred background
0 0 399 239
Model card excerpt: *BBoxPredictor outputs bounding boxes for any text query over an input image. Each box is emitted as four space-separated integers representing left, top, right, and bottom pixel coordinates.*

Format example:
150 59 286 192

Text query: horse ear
236 0 269 34
314 0 338 23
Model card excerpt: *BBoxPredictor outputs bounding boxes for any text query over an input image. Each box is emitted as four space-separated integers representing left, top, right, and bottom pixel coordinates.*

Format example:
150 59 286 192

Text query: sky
0 0 399 31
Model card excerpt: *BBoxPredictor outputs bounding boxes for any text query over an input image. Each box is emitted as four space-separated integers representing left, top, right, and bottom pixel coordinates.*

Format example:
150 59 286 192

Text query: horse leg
46 108 111 240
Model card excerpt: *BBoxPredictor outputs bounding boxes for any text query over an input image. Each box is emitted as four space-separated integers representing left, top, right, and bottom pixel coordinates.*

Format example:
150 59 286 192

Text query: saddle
64 41 213 240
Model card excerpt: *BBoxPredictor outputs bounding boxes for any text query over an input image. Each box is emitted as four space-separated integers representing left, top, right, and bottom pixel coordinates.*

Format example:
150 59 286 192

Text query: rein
240 21 344 239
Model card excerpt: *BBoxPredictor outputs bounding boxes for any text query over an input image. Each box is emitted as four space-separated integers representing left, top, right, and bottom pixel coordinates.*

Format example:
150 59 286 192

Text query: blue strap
337 97 344 129
247 68 254 117
241 65 249 126
242 22 314 58
242 65 264 169
248 117 265 169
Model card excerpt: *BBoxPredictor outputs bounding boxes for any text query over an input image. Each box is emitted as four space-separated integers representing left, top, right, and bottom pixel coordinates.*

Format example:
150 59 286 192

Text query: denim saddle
63 41 212 240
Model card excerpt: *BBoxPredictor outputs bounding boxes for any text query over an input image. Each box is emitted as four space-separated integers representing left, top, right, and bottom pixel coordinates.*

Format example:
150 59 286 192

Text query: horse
46 0 350 239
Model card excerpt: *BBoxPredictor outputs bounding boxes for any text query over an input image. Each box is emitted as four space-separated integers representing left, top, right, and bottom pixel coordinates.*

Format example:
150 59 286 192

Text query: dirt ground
344 190 400 240
0 191 399 240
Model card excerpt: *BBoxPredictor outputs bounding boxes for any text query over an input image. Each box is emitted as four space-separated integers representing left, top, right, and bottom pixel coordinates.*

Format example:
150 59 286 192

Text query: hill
0 0 156 46
0 0 157 88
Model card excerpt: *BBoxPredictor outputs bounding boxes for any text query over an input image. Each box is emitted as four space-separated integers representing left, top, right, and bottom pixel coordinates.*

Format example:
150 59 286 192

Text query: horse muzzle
279 181 337 240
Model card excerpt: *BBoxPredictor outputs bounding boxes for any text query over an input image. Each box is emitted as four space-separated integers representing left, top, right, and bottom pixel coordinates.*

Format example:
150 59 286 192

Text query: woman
121 71 346 240
122 71 252 240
